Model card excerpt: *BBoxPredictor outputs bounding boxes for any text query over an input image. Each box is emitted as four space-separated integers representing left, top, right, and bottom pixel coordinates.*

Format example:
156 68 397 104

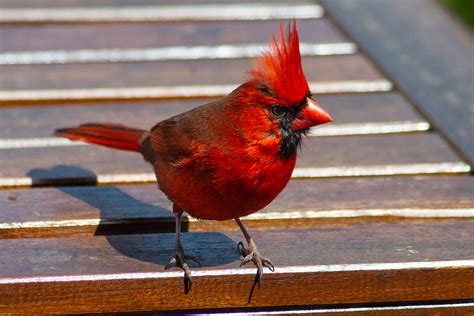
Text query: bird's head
229 21 332 159
250 21 332 131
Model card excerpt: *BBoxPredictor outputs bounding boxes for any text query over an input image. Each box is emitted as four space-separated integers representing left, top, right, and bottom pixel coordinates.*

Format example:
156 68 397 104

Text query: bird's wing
141 98 238 168
143 102 215 168
139 120 190 169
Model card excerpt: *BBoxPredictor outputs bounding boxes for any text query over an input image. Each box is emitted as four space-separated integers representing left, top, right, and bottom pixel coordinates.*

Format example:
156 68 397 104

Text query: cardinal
55 21 332 295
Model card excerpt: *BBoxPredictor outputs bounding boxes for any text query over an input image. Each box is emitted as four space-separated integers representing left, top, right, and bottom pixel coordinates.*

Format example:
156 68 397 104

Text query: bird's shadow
27 165 239 268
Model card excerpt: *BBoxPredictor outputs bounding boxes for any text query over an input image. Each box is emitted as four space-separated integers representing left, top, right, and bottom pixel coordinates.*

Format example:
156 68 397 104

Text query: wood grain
0 0 312 8
0 176 473 238
0 222 473 313
0 92 423 138
0 55 382 91
321 0 474 167
0 19 346 52
0 134 466 185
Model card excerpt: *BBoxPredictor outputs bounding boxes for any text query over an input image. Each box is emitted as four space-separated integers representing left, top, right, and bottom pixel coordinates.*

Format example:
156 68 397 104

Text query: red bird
55 22 332 295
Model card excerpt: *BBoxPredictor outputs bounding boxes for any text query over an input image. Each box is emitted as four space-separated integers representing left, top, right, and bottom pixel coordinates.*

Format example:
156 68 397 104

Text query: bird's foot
165 245 201 294
238 239 275 288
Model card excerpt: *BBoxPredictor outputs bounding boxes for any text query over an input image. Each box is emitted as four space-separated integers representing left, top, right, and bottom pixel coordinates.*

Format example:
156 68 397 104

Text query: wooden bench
0 0 473 314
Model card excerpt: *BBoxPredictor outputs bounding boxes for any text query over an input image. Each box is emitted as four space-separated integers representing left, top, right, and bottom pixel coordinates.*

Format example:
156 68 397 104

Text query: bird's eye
269 105 287 117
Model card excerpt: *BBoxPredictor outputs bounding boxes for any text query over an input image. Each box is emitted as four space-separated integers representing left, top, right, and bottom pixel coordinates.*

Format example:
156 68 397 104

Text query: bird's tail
55 123 146 152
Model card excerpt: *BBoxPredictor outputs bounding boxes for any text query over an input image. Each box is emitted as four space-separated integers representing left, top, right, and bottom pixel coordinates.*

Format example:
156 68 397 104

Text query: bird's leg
165 208 200 294
235 218 275 297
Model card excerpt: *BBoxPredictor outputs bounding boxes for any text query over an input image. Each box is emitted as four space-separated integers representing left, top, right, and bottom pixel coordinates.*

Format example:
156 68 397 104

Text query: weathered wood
1 176 473 238
0 0 470 314
0 222 473 313
0 80 393 105
0 2 322 24
320 0 474 167
0 19 345 52
0 55 382 91
0 92 424 138
0 134 468 187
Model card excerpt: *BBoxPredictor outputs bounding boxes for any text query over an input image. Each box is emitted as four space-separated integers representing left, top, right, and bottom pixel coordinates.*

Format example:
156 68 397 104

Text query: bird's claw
238 241 274 276
165 247 201 294
238 239 275 303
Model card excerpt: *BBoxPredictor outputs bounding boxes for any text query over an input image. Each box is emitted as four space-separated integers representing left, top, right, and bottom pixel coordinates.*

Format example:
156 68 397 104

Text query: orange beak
292 97 332 131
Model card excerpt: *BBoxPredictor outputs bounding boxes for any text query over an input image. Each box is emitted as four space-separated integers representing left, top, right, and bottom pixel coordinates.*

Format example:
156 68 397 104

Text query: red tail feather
55 123 146 152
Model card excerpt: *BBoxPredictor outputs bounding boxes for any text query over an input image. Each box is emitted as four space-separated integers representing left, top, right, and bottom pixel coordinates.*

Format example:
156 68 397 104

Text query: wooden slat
0 19 346 52
0 42 358 65
0 3 323 23
0 134 468 187
1 176 473 238
321 0 474 167
0 0 313 7
1 1 471 313
0 80 393 104
0 55 381 90
0 222 473 313
291 133 461 168
0 92 425 139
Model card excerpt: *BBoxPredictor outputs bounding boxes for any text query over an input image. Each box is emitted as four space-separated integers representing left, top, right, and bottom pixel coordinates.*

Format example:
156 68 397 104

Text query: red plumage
55 123 145 152
250 21 309 105
55 21 332 296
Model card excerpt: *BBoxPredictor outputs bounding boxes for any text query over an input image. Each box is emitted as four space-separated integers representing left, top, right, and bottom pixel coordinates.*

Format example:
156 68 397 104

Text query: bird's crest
250 21 309 105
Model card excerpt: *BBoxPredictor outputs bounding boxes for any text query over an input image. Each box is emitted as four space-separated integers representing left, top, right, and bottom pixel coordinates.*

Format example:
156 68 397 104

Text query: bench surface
0 0 473 314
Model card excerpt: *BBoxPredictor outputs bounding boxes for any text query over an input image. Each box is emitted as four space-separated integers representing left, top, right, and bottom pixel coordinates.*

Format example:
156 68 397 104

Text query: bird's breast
158 144 296 221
